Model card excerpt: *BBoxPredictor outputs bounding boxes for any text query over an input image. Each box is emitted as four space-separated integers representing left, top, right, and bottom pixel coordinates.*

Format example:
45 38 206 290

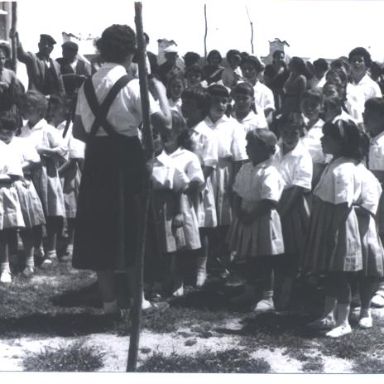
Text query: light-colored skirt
32 158 65 218
227 209 285 263
211 157 233 227
180 193 201 250
303 196 362 273
280 192 310 259
0 182 25 230
196 175 217 228
14 179 45 228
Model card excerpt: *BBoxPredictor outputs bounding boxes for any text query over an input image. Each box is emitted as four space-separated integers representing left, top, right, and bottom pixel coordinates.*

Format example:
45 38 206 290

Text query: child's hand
172 213 184 228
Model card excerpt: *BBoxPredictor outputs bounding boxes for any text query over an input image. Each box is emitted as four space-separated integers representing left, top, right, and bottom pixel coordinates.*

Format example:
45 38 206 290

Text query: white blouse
232 110 268 132
190 120 218 168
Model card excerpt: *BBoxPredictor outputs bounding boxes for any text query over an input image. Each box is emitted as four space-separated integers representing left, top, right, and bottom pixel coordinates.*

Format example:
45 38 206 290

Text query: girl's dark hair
364 97 384 117
18 90 48 117
276 112 305 136
240 55 264 73
231 82 254 98
177 128 193 150
348 47 372 67
207 50 222 64
313 58 329 73
184 52 201 68
323 119 368 160
96 24 136 63
246 129 277 157
181 87 210 115
207 84 230 98
226 49 241 61
0 111 18 131
289 56 307 76
301 89 323 105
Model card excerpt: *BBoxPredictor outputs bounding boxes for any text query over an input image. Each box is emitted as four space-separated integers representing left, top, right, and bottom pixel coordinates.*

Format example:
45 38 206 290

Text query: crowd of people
1 23 384 339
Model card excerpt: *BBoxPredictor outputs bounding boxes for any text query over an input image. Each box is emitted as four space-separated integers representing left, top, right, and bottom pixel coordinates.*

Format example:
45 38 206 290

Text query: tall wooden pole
127 1 153 372
245 6 254 54
203 4 208 59
10 2 17 72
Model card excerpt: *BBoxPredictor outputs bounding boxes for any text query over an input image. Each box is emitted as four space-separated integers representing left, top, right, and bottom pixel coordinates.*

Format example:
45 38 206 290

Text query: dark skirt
72 135 146 271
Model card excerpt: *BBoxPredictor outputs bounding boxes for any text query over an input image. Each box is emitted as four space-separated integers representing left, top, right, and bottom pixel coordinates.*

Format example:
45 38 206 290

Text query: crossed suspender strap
83 74 131 137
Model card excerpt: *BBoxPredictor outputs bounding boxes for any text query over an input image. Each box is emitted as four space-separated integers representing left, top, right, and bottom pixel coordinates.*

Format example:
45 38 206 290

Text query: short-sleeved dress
303 157 364 273
356 163 384 277
203 115 248 226
19 119 66 218
0 141 25 230
227 159 285 262
275 140 312 263
151 151 189 253
7 137 45 229
232 110 268 132
190 121 218 228
169 147 204 250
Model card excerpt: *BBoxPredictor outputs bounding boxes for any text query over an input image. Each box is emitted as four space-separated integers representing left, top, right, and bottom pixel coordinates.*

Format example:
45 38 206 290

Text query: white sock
103 299 119 314
1 262 10 273
25 255 35 268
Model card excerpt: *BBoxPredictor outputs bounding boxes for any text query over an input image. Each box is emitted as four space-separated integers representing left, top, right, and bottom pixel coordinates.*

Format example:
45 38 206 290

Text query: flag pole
127 1 153 372
203 4 208 59
10 2 17 72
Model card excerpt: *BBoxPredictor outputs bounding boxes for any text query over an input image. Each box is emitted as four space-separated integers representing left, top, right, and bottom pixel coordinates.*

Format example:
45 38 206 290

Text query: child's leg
20 228 36 276
253 257 275 312
325 272 353 338
33 225 44 260
0 230 13 283
358 274 379 328
45 216 63 260
61 218 75 261
196 229 209 287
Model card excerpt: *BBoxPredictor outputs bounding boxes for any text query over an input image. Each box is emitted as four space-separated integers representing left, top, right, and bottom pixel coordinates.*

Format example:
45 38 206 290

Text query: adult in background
11 31 64 96
158 44 183 86
72 24 172 316
308 58 328 91
56 41 91 98
203 50 224 86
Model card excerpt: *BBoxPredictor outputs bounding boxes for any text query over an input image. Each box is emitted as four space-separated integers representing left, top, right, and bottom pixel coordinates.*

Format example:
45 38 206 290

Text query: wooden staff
127 1 153 372
245 6 254 54
10 2 17 72
204 4 208 59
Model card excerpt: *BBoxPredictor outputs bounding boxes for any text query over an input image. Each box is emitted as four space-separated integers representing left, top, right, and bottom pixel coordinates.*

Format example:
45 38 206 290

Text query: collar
371 130 384 144
27 118 47 131
204 114 230 128
232 110 256 122
351 73 371 86
252 157 273 170
155 150 172 166
277 139 305 159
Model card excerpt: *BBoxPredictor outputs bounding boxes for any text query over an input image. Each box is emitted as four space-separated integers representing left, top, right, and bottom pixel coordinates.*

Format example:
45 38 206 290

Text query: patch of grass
137 349 271 373
302 357 324 373
352 355 384 374
22 340 105 372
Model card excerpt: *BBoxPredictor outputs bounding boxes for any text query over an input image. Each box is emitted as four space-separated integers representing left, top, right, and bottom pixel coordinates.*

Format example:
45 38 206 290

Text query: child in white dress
228 129 285 312
18 90 67 266
304 119 384 337
231 82 268 132
165 111 205 295
167 73 185 115
0 113 45 277
274 113 313 309
181 87 218 286
0 114 25 283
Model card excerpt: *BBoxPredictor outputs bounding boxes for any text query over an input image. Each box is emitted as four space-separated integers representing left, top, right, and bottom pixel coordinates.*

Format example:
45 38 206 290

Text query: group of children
2 42 384 340
0 90 84 283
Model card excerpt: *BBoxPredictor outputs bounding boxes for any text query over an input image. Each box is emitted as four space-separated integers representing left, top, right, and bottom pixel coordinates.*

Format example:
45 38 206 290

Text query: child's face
209 96 229 121
228 54 241 69
241 63 257 82
281 126 300 152
170 79 184 100
233 94 254 114
363 109 384 138
301 98 321 121
322 101 340 123
209 53 221 66
181 98 201 125
20 103 42 122
246 138 269 164
187 71 202 87
350 55 367 77
0 128 15 144
321 131 342 156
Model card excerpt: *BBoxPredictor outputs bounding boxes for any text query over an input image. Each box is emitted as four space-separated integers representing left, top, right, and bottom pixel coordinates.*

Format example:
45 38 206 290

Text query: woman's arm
149 77 172 131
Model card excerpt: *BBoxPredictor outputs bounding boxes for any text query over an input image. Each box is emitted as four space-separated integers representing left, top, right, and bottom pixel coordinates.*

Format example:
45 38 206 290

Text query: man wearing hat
56 41 91 97
12 31 64 95
158 43 183 85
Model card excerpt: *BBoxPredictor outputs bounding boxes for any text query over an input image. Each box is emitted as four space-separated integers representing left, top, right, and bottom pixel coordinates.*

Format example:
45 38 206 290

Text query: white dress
232 110 268 132
169 147 204 250
227 159 285 262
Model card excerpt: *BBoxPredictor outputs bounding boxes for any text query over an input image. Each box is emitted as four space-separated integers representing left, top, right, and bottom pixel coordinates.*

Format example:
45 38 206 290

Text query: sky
11 0 384 62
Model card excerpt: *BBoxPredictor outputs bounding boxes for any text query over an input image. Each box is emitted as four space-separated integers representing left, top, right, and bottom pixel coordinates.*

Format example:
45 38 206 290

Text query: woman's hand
172 213 184 228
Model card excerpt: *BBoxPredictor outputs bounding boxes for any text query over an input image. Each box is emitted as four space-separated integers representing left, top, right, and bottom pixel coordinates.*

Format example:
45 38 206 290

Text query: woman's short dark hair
96 24 136 63
0 111 18 131
289 57 307 75
313 58 329 73
348 47 372 67
323 118 368 160
207 50 222 64
184 52 201 68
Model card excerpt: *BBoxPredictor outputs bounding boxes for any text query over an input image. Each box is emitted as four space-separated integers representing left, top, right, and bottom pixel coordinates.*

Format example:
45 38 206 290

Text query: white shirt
301 117 327 164
190 121 219 168
253 81 275 113
168 148 204 185
314 157 361 206
232 110 268 132
0 140 23 178
275 140 313 191
233 159 284 213
203 115 247 161
151 151 189 192
368 131 384 171
346 74 382 123
357 163 382 215
76 63 160 137
168 98 182 115
56 121 85 160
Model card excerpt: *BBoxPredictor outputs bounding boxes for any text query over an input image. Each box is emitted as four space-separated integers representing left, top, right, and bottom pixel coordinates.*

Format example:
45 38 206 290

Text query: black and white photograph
1 0 384 378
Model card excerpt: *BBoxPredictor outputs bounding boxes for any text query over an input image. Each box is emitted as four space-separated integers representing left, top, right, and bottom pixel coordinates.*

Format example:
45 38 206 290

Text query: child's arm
202 165 214 181
172 192 184 229
278 186 306 217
